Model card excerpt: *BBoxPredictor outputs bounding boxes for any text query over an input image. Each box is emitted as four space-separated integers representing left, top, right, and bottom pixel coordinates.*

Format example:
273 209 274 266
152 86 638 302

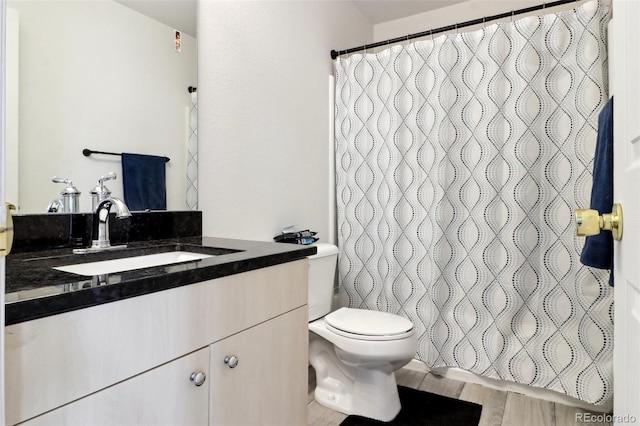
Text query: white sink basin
54 251 214 276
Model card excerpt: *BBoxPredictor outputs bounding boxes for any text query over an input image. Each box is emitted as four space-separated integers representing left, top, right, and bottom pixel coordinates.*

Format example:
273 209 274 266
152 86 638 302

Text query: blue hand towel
122 153 167 211
580 97 614 286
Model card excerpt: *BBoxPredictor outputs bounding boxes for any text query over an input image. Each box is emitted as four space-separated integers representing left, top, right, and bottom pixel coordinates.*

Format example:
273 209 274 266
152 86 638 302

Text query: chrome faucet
91 197 131 249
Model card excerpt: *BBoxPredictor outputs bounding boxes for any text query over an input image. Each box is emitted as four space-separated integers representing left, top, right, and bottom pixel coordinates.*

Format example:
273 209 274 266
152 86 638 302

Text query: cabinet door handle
224 355 239 368
190 371 207 386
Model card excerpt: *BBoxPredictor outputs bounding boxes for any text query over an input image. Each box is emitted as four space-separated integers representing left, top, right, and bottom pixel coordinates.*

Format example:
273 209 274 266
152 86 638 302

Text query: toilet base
310 334 402 422
314 369 401 422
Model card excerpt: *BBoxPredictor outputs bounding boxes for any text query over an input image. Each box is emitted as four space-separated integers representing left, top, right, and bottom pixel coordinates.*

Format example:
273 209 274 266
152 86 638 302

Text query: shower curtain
334 0 612 405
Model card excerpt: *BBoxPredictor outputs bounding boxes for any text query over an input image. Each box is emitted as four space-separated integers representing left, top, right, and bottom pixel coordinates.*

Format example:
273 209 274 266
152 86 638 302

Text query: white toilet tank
308 243 339 321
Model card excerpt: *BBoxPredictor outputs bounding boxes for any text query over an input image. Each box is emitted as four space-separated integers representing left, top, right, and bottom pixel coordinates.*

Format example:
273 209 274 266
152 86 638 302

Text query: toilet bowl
307 244 418 422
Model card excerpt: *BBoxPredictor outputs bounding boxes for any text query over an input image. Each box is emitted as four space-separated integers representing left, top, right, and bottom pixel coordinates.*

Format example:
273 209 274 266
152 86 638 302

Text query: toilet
307 243 418 422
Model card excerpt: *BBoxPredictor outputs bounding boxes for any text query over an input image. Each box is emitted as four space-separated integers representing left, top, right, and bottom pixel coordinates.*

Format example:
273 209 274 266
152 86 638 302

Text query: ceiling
114 0 197 37
351 0 466 25
114 0 465 39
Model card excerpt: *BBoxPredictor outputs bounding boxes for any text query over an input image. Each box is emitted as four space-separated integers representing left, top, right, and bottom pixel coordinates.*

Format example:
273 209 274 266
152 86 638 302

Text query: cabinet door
24 348 210 426
209 307 308 425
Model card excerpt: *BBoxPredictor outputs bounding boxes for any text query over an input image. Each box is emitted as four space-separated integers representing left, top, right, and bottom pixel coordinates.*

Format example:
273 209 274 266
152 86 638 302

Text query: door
611 0 640 421
1 0 8 424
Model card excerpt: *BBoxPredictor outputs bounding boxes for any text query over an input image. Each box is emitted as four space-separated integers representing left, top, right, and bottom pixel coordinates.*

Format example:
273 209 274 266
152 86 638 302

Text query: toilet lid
325 308 413 339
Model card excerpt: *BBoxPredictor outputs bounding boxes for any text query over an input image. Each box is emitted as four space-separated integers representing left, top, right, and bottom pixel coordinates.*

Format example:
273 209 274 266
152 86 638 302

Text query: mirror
7 0 197 214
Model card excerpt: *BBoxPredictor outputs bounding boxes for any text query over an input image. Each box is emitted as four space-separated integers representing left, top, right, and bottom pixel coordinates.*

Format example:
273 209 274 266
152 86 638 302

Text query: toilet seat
324 308 414 341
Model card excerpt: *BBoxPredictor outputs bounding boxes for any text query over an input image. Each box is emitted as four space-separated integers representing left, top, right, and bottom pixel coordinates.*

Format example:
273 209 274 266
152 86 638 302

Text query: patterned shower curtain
334 0 612 405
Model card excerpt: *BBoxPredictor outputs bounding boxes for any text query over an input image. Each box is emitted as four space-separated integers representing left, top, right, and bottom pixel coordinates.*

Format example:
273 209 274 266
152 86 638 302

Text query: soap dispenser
90 172 116 211
51 177 81 213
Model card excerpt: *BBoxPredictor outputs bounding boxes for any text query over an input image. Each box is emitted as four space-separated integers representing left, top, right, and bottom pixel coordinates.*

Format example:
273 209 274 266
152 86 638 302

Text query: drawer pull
224 355 239 368
190 371 206 386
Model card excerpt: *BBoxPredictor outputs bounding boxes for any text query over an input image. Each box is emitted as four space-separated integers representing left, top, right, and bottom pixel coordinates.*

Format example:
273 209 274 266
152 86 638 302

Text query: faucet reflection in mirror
47 177 81 213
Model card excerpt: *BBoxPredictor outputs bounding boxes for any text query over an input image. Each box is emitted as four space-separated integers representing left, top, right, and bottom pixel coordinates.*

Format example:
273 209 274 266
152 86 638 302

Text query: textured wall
197 1 371 242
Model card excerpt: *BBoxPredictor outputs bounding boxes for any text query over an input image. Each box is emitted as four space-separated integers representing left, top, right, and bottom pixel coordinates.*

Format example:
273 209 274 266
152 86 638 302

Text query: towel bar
83 149 170 163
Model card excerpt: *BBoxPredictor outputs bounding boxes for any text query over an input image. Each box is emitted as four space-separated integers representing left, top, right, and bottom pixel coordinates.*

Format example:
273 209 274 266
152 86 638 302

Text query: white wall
9 0 196 213
6 7 17 210
198 1 371 242
374 0 579 42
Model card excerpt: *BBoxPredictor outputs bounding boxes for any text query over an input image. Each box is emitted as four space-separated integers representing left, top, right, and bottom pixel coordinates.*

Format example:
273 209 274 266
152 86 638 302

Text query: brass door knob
0 202 16 257
575 203 623 241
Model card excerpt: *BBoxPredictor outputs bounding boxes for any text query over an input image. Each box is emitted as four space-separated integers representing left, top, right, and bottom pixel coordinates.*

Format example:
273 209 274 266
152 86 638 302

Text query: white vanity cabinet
22 347 211 426
209 306 308 425
5 259 309 426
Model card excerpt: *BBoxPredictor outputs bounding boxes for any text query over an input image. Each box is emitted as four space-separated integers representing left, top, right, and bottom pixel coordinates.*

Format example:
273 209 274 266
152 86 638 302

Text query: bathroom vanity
5 226 314 425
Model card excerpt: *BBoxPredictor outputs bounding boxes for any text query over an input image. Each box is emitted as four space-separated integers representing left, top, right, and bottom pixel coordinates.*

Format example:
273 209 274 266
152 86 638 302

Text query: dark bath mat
340 385 482 426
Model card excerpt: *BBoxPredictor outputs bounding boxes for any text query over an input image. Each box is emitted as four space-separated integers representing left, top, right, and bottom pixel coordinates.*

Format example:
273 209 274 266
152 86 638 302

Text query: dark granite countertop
5 236 317 326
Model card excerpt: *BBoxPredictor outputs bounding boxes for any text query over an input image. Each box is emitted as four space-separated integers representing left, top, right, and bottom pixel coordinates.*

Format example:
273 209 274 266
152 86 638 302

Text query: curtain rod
330 0 580 59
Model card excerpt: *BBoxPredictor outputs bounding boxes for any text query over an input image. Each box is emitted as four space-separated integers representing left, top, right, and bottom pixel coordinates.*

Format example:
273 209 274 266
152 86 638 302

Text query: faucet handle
91 173 116 211
52 176 72 185
98 172 117 185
